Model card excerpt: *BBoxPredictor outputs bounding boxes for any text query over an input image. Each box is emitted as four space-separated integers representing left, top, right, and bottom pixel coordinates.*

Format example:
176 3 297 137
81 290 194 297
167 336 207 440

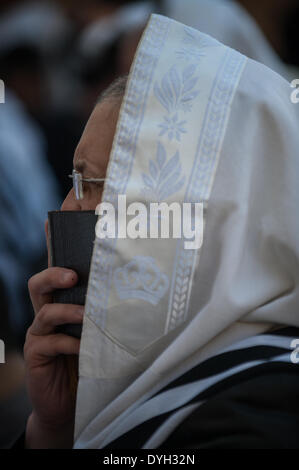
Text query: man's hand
24 267 83 448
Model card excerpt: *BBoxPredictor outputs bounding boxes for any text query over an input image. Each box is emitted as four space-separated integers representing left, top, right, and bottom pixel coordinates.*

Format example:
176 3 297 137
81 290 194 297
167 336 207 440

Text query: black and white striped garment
103 327 299 449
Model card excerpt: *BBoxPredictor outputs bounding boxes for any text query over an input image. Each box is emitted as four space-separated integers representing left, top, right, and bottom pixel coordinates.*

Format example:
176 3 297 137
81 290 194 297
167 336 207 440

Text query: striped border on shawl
86 15 171 329
166 49 247 333
98 328 298 448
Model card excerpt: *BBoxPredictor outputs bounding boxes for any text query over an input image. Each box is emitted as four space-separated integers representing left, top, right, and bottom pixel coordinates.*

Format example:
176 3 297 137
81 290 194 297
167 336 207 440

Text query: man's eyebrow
74 159 106 179
74 160 86 173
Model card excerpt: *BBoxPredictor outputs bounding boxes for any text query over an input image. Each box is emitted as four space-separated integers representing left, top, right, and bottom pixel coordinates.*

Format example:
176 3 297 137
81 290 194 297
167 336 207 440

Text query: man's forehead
73 153 105 178
74 158 86 173
73 99 121 175
73 146 90 171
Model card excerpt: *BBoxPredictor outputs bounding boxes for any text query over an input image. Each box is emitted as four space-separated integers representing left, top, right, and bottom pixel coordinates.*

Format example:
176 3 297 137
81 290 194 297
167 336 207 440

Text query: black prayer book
48 210 98 338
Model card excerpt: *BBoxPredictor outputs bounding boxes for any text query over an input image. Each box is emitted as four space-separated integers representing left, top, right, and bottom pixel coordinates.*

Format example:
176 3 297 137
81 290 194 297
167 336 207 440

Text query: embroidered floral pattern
141 142 185 202
158 113 187 141
154 63 200 143
176 27 217 62
154 64 200 115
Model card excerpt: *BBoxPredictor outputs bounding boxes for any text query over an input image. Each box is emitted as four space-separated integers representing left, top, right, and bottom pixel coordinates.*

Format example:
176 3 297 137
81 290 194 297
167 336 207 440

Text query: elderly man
23 13 299 450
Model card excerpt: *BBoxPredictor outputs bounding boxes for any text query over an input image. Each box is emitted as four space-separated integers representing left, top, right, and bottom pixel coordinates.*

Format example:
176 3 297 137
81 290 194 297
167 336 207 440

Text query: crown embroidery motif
113 256 169 306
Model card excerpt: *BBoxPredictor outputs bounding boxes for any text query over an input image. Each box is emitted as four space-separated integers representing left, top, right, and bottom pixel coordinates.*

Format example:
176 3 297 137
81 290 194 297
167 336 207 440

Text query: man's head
61 76 127 211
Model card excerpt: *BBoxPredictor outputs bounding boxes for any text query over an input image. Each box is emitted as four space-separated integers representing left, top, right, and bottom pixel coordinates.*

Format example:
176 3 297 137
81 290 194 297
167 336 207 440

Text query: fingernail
63 272 75 282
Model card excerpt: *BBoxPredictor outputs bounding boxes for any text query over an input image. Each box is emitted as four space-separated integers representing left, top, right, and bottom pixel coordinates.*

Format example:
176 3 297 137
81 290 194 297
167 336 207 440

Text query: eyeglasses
68 169 106 200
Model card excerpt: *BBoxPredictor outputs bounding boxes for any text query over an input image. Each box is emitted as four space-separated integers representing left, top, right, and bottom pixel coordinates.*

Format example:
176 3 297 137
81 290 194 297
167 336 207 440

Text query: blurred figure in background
73 0 298 119
0 3 61 447
237 0 299 66
0 279 31 448
74 1 155 114
0 0 79 199
112 0 299 80
163 0 292 79
1 0 298 189
0 87 60 345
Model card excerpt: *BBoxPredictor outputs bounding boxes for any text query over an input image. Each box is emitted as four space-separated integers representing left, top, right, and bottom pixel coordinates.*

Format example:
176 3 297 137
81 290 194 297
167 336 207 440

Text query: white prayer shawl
74 14 299 448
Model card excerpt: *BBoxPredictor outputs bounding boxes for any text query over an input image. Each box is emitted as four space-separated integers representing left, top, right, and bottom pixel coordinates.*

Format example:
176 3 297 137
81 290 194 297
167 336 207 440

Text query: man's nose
60 189 82 211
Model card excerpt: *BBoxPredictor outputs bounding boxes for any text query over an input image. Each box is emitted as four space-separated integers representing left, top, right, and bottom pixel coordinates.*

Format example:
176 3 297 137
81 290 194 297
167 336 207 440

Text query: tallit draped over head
74 14 299 448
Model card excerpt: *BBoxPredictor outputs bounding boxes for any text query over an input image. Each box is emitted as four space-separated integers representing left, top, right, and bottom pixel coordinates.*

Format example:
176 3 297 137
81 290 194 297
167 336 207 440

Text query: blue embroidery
183 27 209 47
158 113 187 141
154 64 200 142
176 47 205 62
168 250 194 332
87 15 171 328
166 49 247 333
85 16 246 348
154 64 200 115
141 142 185 202
176 27 218 62
114 256 169 306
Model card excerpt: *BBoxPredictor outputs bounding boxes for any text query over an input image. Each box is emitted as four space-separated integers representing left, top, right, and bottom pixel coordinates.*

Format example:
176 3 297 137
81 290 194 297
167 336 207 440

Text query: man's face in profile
61 98 121 211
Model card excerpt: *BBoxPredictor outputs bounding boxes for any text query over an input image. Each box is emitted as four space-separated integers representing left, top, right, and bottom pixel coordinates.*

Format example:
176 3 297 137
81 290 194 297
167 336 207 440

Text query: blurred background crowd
0 0 298 448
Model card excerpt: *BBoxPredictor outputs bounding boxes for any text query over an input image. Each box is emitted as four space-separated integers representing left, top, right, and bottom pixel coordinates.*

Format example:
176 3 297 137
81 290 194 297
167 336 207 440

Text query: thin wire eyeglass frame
68 169 106 200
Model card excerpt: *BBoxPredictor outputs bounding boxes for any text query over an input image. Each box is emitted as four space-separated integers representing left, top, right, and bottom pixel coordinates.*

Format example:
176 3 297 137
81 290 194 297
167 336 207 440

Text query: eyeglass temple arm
68 175 106 182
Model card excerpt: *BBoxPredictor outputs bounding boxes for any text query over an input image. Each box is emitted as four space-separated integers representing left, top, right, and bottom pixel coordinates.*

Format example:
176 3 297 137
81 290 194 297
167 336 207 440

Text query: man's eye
82 181 104 194
92 181 105 188
82 182 90 192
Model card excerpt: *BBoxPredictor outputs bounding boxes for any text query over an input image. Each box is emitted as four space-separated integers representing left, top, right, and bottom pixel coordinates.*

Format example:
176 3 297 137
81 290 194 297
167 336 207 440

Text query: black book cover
48 210 98 338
